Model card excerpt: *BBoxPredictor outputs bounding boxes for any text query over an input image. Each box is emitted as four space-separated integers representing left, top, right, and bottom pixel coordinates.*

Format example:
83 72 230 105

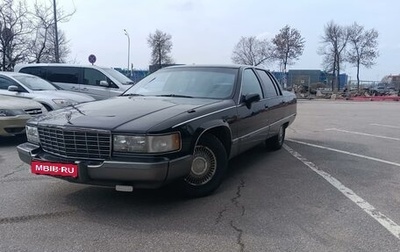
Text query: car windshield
101 67 135 85
13 75 57 91
123 67 238 99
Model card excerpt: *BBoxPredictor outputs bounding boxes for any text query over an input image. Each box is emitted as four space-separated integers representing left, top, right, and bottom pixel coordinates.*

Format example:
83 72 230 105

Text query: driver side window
0 77 26 92
241 69 263 98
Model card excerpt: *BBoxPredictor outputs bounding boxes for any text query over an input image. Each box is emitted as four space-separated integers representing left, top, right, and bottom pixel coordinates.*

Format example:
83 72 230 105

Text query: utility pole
53 0 60 63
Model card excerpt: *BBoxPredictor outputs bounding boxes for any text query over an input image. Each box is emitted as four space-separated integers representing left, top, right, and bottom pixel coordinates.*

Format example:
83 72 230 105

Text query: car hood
32 96 226 132
0 95 44 110
31 90 95 102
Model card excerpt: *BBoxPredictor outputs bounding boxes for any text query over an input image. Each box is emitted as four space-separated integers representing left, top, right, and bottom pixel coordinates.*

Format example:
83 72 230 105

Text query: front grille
38 127 111 160
25 108 43 115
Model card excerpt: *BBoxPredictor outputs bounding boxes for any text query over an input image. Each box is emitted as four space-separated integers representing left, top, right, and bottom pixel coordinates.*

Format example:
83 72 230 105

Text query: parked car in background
17 65 297 197
0 72 95 111
369 83 397 95
14 64 135 100
0 95 46 136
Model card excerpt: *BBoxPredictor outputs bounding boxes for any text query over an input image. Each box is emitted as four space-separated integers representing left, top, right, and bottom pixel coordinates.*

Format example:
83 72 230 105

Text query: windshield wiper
120 93 144 97
156 94 193 98
69 104 85 116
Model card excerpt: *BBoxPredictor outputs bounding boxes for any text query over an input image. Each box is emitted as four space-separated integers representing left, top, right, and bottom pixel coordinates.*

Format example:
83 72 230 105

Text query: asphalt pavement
0 99 399 251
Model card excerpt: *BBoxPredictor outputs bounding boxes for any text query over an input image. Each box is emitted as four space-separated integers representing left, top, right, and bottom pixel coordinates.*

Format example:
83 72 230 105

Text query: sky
49 0 399 81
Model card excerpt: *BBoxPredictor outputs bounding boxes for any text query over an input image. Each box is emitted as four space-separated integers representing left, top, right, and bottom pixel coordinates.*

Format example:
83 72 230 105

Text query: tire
266 125 286 151
180 134 228 197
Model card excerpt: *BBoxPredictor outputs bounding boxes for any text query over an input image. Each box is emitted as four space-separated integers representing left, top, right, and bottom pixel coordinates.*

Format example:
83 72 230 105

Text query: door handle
81 88 89 91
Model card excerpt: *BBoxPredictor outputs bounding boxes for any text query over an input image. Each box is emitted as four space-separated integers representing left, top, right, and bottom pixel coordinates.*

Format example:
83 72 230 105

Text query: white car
0 95 46 136
0 72 95 111
14 63 135 100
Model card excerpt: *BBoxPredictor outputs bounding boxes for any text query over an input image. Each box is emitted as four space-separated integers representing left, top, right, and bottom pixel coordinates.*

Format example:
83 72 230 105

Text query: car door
82 68 119 100
46 66 81 92
255 69 285 136
235 68 270 153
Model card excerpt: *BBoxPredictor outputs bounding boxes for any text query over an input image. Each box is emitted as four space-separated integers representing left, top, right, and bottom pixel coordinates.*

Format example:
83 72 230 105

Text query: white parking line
326 128 400 141
370 124 400 130
287 139 400 168
283 144 400 240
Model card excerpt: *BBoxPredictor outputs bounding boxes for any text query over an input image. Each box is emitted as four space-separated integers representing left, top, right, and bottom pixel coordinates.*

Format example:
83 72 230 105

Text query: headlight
26 125 40 144
113 133 181 153
0 109 26 117
52 99 77 107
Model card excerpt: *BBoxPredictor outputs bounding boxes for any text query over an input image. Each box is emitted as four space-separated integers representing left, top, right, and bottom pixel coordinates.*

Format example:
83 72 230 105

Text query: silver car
14 64 135 100
0 72 95 111
0 95 46 136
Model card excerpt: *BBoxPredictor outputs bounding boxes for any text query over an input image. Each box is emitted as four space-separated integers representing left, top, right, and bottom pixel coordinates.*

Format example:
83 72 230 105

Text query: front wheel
180 134 227 197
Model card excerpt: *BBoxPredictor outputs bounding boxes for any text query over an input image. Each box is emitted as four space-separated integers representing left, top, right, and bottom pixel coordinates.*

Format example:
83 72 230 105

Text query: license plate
31 161 78 178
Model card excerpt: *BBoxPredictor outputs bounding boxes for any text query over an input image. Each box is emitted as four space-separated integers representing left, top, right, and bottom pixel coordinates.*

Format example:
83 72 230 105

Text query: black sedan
17 65 296 197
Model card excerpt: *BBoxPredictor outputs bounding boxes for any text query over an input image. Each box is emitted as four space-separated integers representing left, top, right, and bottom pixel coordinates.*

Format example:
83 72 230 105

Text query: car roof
0 71 34 78
165 64 242 69
161 64 271 71
14 63 112 71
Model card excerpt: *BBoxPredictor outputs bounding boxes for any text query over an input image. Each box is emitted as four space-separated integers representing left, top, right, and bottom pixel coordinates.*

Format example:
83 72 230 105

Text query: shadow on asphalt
62 143 274 210
55 144 286 238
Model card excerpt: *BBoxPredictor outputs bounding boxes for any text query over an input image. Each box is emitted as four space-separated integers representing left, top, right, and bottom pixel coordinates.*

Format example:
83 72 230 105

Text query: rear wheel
181 134 227 197
267 125 286 151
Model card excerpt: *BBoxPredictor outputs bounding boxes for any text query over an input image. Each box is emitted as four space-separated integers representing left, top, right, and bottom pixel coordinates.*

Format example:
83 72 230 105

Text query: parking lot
0 100 399 251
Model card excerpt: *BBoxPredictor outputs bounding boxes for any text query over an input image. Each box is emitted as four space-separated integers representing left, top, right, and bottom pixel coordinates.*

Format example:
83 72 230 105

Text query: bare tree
0 0 31 71
319 21 349 92
272 25 305 74
147 29 174 67
28 0 74 63
347 22 379 91
231 36 273 66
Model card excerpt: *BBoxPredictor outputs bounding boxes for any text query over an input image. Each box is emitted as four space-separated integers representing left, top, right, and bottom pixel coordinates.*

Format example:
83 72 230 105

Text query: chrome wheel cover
185 145 217 186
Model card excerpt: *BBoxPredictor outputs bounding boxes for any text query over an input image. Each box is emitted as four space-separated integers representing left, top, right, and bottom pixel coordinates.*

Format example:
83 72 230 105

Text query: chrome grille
25 108 43 115
38 127 111 160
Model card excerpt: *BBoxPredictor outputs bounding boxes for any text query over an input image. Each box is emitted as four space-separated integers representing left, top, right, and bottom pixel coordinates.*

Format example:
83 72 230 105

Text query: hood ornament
65 111 72 124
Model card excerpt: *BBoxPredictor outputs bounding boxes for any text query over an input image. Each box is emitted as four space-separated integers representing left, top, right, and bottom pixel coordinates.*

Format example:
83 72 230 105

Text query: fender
190 119 232 155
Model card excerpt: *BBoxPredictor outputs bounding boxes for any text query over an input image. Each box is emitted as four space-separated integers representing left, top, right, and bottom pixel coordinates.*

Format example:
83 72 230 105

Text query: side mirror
243 93 260 108
99 80 109 87
8 85 19 92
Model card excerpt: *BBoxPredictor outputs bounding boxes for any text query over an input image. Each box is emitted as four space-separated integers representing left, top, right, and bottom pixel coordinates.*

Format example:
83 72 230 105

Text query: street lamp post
123 29 130 76
53 0 60 62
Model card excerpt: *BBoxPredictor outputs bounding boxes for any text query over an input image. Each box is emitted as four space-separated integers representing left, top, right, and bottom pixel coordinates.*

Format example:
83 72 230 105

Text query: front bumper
0 115 30 136
17 142 193 189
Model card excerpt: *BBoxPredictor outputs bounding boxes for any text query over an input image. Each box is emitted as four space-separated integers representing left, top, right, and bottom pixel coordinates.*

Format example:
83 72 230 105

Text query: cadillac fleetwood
17 65 296 197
